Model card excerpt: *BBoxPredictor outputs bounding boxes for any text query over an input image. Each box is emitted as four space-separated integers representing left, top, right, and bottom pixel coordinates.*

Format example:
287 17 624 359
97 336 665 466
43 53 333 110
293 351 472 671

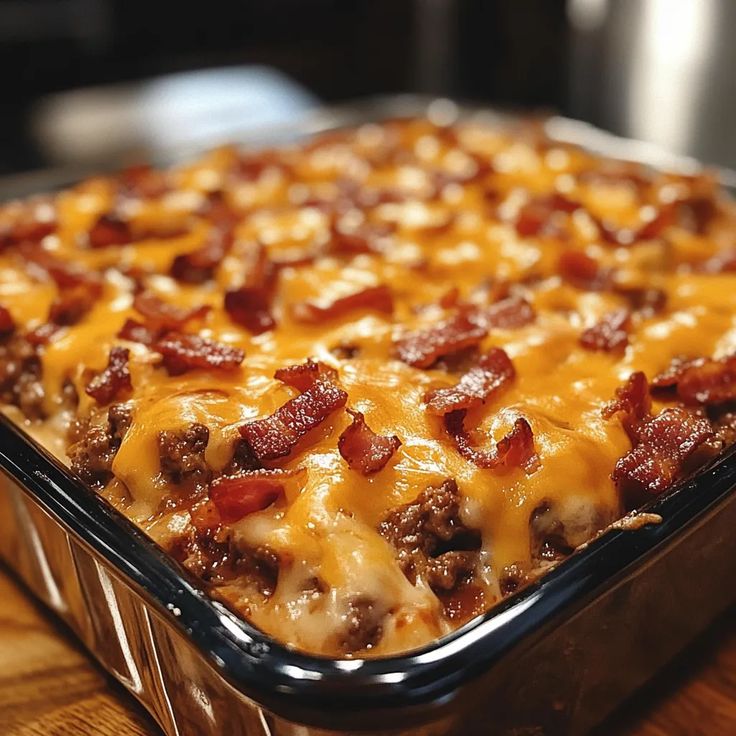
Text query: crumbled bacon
170 227 232 284
329 220 394 256
444 412 539 472
602 371 651 435
117 318 156 345
615 286 667 317
395 311 487 368
154 332 244 376
274 359 337 391
0 306 15 336
224 286 276 334
119 163 169 199
580 309 631 352
469 296 536 330
0 203 56 248
558 251 611 291
425 348 515 415
239 378 348 462
21 244 103 292
87 214 133 248
514 193 580 238
338 409 401 475
209 470 303 522
292 285 394 323
612 407 715 505
85 346 132 404
133 292 209 332
652 354 736 405
48 282 103 326
25 323 61 346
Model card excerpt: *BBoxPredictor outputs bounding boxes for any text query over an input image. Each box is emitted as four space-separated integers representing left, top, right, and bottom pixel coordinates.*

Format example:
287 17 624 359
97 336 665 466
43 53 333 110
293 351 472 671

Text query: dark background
0 0 567 173
2 0 735 174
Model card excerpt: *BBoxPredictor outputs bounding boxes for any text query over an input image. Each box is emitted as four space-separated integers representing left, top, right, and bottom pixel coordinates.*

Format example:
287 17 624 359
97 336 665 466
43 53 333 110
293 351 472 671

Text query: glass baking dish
1 97 736 736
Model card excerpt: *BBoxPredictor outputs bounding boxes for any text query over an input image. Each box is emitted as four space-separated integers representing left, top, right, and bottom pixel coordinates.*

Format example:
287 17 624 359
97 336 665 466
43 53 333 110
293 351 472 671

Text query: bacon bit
87 214 133 248
210 472 291 523
636 206 675 240
338 409 401 475
119 164 169 199
0 306 15 336
612 407 714 505
515 193 580 238
580 309 631 352
653 355 736 405
602 371 651 435
85 347 132 404
470 296 536 330
170 228 231 283
0 211 56 248
444 412 539 473
49 283 103 326
239 379 348 462
26 323 61 345
395 312 487 369
439 287 460 309
425 348 515 415
274 359 338 392
154 332 244 376
678 196 717 234
558 251 611 291
133 292 209 332
224 286 276 334
21 244 102 291
329 220 395 256
292 285 394 324
615 286 667 317
117 318 156 345
189 499 222 535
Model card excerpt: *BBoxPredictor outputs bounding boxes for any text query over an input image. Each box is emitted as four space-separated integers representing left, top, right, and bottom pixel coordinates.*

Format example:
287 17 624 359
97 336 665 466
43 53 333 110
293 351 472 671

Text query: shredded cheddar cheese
1 117 735 657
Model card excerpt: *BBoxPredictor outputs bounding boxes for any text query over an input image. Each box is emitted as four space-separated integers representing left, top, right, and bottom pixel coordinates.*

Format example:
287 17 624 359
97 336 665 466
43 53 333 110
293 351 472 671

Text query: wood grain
0 562 733 735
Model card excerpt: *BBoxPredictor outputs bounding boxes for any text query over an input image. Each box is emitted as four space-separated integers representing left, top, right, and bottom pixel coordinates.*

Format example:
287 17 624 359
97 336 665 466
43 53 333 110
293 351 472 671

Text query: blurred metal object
568 0 736 168
31 66 318 168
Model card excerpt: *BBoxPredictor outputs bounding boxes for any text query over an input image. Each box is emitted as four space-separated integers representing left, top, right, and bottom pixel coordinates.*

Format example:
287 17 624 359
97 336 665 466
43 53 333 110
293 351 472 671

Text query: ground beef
173 531 280 597
68 403 133 487
157 423 211 486
0 334 45 419
378 478 481 595
529 502 575 564
337 597 384 654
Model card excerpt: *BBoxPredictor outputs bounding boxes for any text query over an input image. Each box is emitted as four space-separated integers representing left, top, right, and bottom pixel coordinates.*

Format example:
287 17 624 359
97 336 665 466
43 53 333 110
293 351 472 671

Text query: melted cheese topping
2 117 735 657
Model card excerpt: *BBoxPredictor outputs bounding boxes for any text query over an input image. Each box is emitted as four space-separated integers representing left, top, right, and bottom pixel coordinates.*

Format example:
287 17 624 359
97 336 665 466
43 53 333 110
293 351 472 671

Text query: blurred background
1 0 735 180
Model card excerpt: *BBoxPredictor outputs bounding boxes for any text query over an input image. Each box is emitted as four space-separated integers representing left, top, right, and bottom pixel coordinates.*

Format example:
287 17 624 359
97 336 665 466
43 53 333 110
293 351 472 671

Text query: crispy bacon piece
87 214 133 248
338 409 401 475
580 309 631 353
26 323 61 346
21 244 103 291
133 292 209 332
224 286 276 334
48 282 103 326
85 347 132 404
119 163 169 199
395 312 487 369
444 411 539 473
602 371 651 436
117 318 156 345
239 378 348 462
514 193 580 238
558 251 611 291
425 348 515 415
652 354 736 405
0 306 15 336
0 202 56 249
469 296 536 331
292 285 394 324
329 220 395 256
612 407 714 505
209 469 304 523
274 359 337 391
170 227 232 284
154 332 244 376
615 286 667 317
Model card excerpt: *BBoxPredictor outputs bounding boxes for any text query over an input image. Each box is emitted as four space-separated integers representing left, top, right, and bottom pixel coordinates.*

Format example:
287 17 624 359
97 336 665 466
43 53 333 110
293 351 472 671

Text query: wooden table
0 563 734 736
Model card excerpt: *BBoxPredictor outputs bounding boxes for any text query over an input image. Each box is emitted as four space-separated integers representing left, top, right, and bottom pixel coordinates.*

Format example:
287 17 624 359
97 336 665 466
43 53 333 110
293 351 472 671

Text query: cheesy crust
1 117 736 657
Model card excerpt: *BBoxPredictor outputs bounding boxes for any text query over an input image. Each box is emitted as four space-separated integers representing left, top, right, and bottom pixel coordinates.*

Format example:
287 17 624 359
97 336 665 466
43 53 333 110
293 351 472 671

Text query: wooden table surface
0 563 734 736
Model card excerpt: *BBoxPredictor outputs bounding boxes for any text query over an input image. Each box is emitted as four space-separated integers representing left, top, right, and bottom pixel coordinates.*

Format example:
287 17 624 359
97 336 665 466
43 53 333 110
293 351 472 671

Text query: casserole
1 97 735 734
